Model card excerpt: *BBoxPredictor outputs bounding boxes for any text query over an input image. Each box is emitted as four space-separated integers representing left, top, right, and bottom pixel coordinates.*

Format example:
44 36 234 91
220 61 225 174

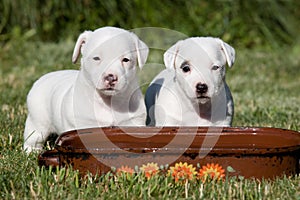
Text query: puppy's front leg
23 115 50 152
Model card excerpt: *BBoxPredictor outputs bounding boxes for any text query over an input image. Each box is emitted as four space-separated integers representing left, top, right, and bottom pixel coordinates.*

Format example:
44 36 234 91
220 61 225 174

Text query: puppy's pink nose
104 74 118 85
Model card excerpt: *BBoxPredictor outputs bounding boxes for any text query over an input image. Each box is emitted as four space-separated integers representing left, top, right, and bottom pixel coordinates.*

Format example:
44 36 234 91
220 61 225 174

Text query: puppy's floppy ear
220 40 235 67
131 33 149 69
72 30 92 64
163 40 181 69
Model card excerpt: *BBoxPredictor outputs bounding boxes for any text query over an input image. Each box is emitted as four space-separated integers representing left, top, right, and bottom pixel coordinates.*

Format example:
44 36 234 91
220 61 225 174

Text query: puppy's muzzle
104 74 118 88
196 83 210 102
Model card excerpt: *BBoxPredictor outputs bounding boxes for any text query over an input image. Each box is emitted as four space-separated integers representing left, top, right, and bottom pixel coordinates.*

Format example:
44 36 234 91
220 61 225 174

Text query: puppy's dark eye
93 56 100 61
181 63 191 73
122 58 130 62
212 65 220 70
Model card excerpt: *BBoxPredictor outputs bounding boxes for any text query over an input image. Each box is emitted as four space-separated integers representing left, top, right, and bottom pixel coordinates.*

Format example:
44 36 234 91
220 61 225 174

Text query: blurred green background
1 0 299 49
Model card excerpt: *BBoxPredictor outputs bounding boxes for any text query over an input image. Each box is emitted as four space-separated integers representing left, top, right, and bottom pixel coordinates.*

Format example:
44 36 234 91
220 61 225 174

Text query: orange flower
140 162 159 179
198 163 225 181
168 162 196 183
116 165 135 175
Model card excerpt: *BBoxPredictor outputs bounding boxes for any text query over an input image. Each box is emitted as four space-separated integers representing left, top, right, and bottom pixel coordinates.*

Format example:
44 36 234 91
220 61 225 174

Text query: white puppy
24 27 149 152
145 37 235 126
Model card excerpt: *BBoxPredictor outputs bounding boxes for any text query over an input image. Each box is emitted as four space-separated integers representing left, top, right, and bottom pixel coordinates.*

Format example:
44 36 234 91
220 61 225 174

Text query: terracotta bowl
38 127 300 179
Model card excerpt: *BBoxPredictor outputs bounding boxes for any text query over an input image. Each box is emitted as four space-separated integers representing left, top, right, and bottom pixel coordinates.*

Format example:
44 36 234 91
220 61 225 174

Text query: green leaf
227 166 236 173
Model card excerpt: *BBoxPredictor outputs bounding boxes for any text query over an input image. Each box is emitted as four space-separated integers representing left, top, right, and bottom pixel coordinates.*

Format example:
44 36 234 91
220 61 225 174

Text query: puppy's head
164 37 235 104
72 27 149 96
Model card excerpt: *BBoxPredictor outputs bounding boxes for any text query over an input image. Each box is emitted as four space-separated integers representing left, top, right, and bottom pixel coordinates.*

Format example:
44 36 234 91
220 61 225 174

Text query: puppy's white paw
23 145 43 154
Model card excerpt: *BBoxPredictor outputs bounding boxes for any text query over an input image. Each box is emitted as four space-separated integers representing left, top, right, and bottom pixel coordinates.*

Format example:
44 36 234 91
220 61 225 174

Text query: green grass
2 0 299 48
0 39 299 199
